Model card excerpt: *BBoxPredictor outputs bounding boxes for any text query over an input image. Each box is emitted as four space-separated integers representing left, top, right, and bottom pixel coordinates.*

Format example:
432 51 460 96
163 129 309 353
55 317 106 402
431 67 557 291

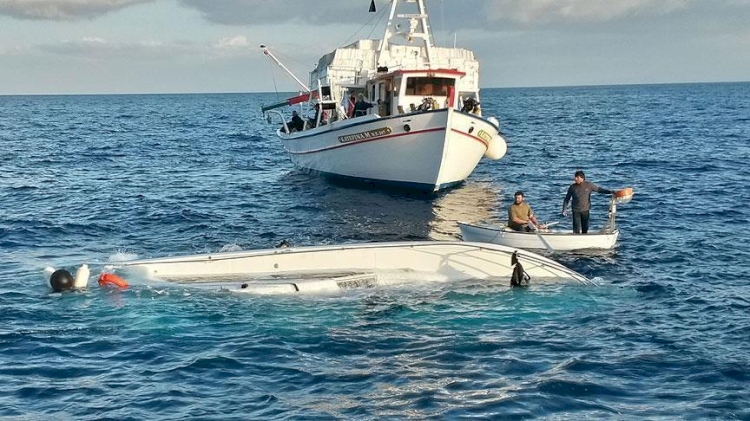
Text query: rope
336 1 389 47
365 4 388 40
438 0 446 46
266 56 281 100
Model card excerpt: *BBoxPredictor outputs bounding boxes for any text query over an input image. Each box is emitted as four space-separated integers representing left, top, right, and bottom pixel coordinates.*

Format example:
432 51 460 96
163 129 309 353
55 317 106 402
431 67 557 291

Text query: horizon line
1 80 748 97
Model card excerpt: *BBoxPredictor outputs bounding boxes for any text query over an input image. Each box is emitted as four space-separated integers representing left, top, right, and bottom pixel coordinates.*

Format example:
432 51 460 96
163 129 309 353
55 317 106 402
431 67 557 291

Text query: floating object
43 266 56 284
259 0 507 193
106 241 591 295
510 251 530 287
98 273 130 289
49 269 75 292
614 187 634 204
74 264 90 289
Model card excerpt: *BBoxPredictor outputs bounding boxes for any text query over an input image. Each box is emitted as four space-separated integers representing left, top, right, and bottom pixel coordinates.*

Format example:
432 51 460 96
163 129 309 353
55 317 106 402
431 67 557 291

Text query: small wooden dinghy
458 222 619 252
459 188 634 252
106 241 591 294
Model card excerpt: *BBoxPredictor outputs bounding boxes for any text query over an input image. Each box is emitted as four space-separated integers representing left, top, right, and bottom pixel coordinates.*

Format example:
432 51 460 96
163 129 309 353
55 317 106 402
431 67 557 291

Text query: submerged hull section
112 241 590 294
459 222 619 251
280 109 502 192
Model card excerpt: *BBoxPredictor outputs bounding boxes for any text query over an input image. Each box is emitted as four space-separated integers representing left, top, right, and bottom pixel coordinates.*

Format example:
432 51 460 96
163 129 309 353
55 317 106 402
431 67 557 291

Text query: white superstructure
261 0 507 192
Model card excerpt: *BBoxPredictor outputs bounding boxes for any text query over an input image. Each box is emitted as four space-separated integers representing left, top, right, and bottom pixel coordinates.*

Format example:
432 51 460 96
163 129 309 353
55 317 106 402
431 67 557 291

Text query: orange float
614 187 634 198
98 273 130 289
613 187 634 205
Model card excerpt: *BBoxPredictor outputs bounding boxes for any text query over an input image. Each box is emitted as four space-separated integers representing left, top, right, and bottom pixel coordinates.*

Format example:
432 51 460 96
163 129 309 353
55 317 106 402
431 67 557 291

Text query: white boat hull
111 241 590 294
280 109 503 192
459 222 619 252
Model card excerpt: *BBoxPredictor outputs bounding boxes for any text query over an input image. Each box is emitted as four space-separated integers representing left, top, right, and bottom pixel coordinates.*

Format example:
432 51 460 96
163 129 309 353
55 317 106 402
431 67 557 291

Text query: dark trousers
572 210 590 234
508 222 531 232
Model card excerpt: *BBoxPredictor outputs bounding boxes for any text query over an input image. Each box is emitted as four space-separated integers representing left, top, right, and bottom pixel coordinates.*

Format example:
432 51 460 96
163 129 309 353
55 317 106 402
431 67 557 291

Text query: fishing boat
102 241 591 294
459 188 634 252
260 0 507 193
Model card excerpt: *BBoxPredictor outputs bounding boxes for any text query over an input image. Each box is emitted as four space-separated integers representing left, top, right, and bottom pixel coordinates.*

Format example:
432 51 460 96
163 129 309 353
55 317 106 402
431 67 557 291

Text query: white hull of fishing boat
281 108 500 191
109 241 590 294
459 222 619 252
260 0 508 193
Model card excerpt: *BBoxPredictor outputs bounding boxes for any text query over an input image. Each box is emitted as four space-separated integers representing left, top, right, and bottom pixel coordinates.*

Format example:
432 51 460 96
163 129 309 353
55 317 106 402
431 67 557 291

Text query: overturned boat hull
111 241 590 294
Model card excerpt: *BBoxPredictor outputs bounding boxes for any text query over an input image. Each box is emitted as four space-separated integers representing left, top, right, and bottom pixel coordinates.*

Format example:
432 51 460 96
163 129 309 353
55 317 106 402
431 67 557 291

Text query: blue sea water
1 82 749 419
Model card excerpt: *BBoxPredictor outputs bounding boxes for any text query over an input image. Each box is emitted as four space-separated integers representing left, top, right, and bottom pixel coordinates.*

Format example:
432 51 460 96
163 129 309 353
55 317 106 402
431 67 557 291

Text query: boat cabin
261 0 486 133
361 69 474 117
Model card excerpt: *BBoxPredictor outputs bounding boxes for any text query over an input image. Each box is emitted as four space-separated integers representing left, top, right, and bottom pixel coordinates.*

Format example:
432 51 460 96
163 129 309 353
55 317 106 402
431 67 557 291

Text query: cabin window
393 78 401 97
405 77 455 96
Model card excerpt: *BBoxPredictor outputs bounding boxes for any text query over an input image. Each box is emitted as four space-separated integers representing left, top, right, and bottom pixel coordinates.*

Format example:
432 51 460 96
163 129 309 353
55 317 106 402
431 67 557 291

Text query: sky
0 0 748 94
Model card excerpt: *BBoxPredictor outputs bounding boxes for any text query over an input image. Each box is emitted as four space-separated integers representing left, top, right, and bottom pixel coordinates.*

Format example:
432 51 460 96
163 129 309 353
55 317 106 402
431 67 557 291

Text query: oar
527 220 555 253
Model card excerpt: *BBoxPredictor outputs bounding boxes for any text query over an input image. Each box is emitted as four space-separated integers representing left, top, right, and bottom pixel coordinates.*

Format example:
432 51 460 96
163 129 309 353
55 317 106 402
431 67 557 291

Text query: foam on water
107 251 140 263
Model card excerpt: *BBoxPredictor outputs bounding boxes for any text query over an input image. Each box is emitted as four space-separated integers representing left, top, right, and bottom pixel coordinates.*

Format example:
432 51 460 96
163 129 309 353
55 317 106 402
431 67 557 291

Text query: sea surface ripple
1 83 749 419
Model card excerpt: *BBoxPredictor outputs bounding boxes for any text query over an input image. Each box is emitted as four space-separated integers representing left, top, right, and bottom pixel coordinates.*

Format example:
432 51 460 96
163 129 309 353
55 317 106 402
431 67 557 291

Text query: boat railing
266 96 364 136
606 188 634 232
265 109 292 135
606 197 619 232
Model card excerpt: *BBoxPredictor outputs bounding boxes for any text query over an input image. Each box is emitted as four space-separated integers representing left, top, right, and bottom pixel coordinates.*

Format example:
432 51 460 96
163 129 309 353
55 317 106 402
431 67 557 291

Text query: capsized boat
260 0 507 193
459 188 634 252
105 241 591 294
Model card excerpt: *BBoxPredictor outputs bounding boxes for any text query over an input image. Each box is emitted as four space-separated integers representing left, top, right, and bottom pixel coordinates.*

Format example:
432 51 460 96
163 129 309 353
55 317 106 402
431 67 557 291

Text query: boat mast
260 44 311 93
377 0 435 67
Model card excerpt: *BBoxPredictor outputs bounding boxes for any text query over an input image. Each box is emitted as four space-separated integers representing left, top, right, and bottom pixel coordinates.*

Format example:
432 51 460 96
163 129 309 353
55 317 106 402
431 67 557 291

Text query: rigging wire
272 73 279 100
264 1 390 90
438 0 446 47
263 46 312 94
367 5 385 38
265 54 281 100
366 4 389 40
273 48 314 72
338 0 390 48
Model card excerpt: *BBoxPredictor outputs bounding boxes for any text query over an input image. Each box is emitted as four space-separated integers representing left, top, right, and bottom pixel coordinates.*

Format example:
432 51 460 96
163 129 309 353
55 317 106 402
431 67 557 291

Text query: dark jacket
563 181 612 212
354 101 373 116
288 114 304 132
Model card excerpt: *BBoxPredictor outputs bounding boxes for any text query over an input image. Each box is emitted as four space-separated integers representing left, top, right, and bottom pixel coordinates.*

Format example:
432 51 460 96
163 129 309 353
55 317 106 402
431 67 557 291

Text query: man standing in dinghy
562 170 614 234
508 191 541 232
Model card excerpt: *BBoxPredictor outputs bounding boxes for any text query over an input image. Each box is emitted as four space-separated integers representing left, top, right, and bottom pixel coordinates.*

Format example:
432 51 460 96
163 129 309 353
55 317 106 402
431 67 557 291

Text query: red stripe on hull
450 128 490 148
287 127 490 155
287 127 445 155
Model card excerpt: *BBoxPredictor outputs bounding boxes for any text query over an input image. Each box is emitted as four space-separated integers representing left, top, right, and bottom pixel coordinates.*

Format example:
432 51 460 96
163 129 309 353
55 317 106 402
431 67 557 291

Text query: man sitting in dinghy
507 191 543 232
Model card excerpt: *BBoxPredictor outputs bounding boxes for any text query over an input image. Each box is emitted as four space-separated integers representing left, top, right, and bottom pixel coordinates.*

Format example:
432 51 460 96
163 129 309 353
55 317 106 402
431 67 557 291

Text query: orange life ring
98 273 130 289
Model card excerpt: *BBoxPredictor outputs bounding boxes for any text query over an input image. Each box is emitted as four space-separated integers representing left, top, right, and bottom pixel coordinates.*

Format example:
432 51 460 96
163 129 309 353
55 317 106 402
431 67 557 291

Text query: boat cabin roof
371 68 466 82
